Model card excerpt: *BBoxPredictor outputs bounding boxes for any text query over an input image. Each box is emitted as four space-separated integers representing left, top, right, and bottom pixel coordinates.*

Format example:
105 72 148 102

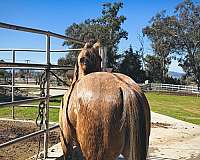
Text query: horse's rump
60 72 150 160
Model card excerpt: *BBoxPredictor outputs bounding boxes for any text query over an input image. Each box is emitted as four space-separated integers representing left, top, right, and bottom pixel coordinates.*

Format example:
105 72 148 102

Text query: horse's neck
78 69 86 80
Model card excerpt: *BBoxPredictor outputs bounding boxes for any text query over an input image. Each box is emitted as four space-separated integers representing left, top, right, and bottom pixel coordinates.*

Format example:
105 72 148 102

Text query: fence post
99 46 107 70
44 34 50 158
12 50 15 119
25 59 30 84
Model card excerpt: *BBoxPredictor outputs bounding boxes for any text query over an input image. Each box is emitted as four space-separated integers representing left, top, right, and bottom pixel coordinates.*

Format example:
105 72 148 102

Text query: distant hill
168 71 185 79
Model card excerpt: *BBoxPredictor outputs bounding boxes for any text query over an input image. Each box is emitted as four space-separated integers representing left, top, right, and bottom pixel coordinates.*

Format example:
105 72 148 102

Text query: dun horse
59 42 151 160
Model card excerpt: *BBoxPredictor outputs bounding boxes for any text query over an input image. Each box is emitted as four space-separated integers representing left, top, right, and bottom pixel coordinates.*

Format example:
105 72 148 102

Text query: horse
59 42 151 160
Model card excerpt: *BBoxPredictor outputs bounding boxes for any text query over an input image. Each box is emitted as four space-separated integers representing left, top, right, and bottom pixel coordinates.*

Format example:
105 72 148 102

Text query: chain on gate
35 70 46 159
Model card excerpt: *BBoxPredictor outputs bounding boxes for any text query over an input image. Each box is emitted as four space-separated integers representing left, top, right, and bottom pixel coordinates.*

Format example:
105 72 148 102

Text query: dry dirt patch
149 112 200 160
0 119 60 160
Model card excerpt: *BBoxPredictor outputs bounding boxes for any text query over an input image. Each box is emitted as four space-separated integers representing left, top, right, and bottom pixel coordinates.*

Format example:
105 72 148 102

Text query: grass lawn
145 92 200 125
0 97 61 122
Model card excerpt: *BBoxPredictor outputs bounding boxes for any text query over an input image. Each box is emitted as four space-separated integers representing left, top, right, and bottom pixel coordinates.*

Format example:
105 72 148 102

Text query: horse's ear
93 41 100 50
84 42 93 49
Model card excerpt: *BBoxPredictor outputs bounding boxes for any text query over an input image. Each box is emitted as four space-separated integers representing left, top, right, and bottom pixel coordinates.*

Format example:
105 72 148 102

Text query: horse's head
73 42 102 81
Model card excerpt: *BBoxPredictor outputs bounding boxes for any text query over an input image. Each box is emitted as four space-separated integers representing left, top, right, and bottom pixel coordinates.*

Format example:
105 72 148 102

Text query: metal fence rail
0 22 85 45
0 85 68 90
0 21 85 158
0 94 63 108
0 62 73 69
0 124 59 148
0 48 82 52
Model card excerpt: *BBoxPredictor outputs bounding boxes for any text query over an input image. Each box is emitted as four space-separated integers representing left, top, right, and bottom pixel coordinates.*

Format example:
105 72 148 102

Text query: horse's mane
64 60 79 133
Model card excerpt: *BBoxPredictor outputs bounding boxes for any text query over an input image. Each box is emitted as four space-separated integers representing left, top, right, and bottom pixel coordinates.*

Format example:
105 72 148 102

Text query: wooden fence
141 83 200 94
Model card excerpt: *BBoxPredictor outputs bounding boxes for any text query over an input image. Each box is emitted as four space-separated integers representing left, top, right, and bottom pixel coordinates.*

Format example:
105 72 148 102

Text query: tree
119 46 145 83
143 11 173 83
145 55 162 83
173 0 200 90
60 2 128 68
0 70 6 78
137 34 145 70
143 0 200 89
0 60 8 80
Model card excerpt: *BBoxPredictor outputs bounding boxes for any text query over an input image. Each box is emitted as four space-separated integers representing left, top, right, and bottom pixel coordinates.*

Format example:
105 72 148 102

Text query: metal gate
0 22 85 159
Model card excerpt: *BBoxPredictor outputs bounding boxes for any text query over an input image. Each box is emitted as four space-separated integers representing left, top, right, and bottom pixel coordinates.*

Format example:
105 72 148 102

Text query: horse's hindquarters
72 75 126 159
62 72 150 160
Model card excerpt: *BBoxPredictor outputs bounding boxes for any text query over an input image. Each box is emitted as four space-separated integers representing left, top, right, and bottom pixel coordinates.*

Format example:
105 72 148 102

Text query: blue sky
0 0 191 72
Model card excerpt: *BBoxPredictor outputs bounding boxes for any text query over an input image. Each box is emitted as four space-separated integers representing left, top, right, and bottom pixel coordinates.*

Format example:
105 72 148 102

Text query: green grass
0 97 61 122
31 97 61 106
145 92 200 125
0 107 60 122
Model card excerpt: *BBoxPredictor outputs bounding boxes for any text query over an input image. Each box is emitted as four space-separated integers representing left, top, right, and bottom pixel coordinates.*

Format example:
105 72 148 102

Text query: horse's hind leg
60 125 74 160
121 128 130 160
59 111 73 159
60 132 69 160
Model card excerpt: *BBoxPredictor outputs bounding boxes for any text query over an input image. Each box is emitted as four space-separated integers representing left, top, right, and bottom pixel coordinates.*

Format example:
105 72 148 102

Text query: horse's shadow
117 155 180 160
147 156 179 160
57 155 125 160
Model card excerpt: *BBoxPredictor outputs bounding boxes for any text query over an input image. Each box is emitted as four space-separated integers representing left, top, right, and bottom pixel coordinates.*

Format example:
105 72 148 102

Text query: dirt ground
149 112 200 160
0 112 200 160
0 119 60 160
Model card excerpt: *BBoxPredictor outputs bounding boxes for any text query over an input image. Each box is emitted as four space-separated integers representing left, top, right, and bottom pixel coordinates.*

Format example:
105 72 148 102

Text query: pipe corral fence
0 22 107 159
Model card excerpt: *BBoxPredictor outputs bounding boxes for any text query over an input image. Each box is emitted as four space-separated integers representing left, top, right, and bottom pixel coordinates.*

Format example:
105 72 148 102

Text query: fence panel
0 22 85 159
141 83 200 94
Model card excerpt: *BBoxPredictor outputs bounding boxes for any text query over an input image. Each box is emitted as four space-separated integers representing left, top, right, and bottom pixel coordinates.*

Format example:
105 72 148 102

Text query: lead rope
35 71 46 160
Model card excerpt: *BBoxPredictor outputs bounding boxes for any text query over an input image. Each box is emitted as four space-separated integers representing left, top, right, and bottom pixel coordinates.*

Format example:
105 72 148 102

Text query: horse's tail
121 87 150 160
